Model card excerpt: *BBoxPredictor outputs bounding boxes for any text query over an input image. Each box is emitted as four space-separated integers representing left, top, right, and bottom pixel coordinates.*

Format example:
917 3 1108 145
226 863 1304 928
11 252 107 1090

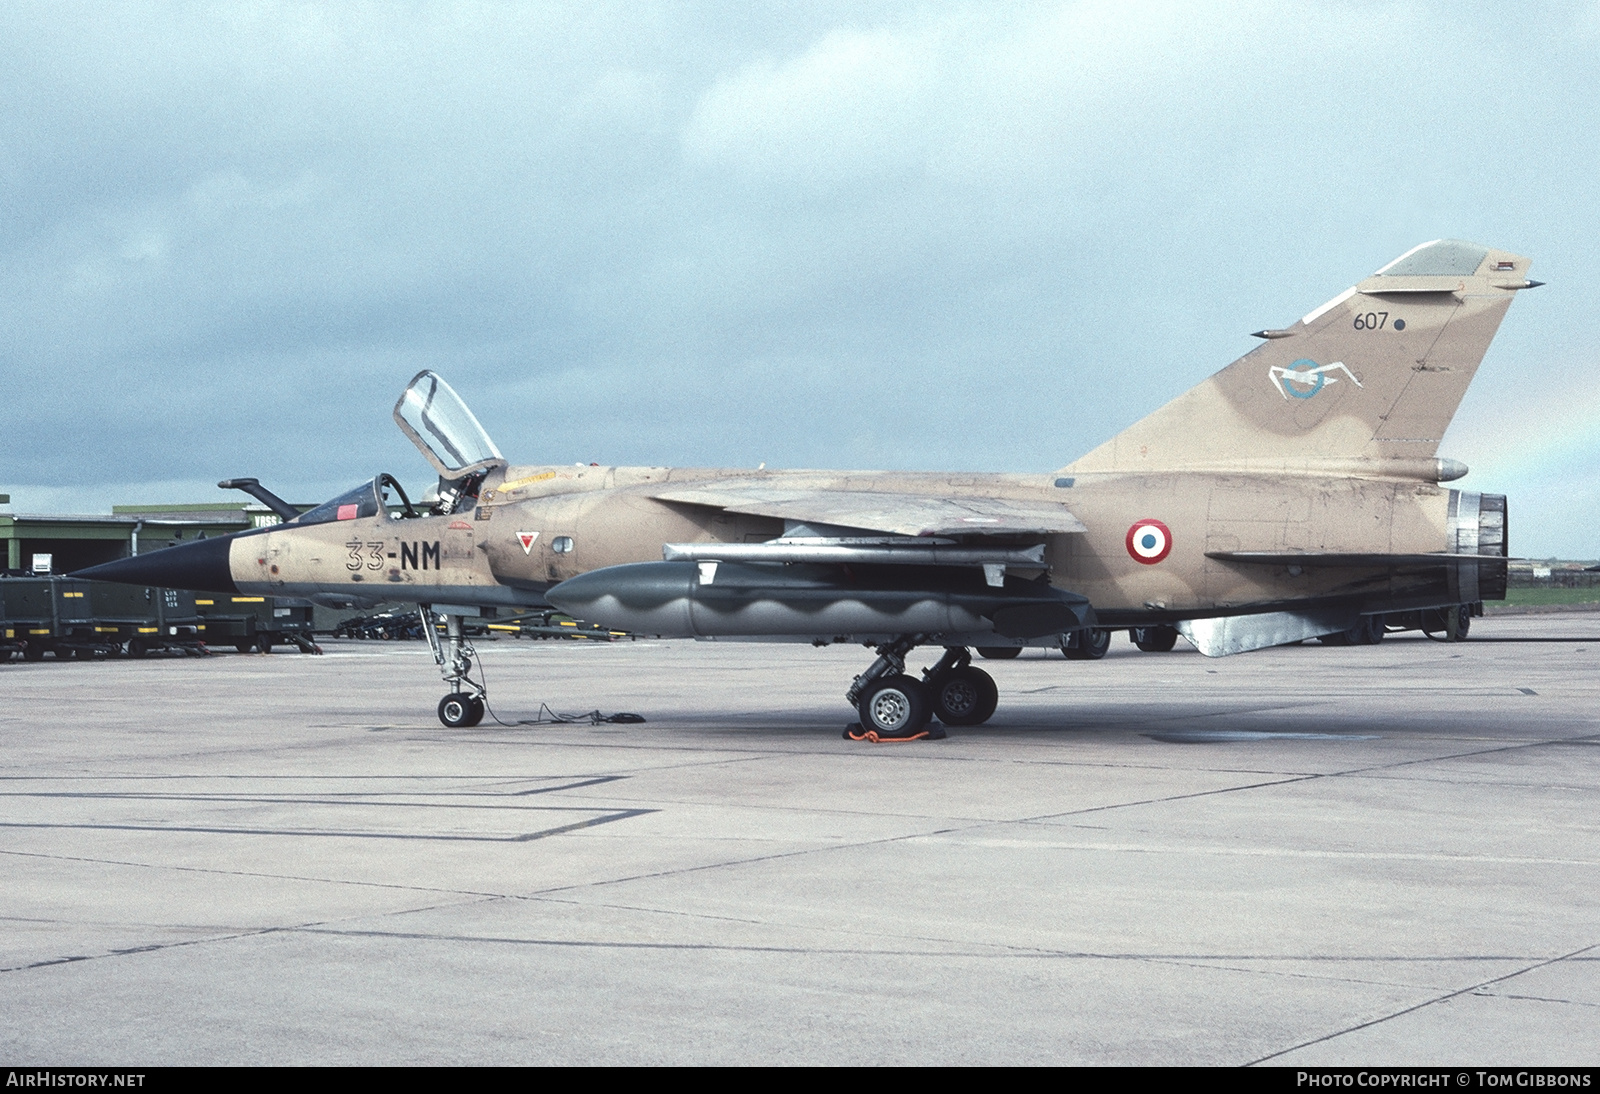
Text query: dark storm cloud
3 2 1599 553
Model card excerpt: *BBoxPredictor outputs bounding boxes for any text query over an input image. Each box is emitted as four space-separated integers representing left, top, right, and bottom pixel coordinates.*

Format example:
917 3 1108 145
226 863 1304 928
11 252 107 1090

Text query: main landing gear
1130 625 1180 652
420 606 486 727
845 637 999 740
1061 627 1111 660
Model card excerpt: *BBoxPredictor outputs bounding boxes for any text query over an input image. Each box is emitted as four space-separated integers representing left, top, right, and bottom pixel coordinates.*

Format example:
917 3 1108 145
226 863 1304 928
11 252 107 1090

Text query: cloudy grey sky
3 2 1598 555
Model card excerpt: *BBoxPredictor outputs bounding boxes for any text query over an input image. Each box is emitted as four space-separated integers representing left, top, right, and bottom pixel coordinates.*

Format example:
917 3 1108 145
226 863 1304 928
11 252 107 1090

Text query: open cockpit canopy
393 371 506 481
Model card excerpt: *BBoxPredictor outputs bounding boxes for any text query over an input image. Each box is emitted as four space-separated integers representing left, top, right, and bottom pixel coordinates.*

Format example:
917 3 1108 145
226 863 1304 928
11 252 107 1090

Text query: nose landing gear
421 606 486 727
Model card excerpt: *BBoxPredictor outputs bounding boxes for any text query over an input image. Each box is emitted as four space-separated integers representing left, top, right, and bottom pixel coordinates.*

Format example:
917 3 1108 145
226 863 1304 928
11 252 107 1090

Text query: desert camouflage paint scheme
77 240 1534 730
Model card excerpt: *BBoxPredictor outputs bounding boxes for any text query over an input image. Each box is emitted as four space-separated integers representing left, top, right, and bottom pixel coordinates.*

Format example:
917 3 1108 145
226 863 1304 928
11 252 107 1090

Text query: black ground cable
465 638 645 727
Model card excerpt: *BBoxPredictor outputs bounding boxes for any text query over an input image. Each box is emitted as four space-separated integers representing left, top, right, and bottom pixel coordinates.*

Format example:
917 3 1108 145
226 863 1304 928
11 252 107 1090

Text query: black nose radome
72 535 239 594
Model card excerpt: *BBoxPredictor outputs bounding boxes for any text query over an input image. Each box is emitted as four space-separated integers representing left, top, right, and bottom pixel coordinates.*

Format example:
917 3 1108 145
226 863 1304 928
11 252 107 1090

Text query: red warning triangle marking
518 532 538 554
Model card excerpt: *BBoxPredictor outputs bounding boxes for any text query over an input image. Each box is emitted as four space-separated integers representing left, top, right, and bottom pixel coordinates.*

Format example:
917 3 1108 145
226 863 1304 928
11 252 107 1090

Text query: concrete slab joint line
1248 943 1600 1065
0 807 657 843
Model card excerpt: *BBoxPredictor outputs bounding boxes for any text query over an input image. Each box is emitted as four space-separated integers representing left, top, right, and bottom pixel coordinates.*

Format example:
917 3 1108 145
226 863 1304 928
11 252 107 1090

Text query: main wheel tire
234 639 254 653
1447 604 1471 641
975 646 1021 660
857 674 932 737
464 696 486 727
1131 625 1179 653
1323 617 1383 646
932 666 998 726
438 693 478 728
127 638 147 659
1064 627 1111 661
23 642 45 662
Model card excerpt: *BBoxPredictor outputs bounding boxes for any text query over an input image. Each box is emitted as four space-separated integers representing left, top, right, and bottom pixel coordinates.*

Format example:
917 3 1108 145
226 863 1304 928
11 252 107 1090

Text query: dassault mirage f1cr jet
77 239 1538 738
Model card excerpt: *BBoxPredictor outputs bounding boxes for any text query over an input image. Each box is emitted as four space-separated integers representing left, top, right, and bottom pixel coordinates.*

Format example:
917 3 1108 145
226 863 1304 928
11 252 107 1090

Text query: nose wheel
438 692 486 728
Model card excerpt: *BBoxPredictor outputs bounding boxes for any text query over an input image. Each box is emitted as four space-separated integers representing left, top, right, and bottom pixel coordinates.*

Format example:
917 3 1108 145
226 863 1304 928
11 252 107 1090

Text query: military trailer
0 575 207 659
483 610 627 642
194 594 320 653
0 592 23 661
332 608 426 640
1 576 124 659
87 583 207 657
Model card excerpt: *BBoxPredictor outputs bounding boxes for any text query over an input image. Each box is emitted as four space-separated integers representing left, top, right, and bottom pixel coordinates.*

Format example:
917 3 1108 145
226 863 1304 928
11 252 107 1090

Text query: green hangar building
0 498 285 575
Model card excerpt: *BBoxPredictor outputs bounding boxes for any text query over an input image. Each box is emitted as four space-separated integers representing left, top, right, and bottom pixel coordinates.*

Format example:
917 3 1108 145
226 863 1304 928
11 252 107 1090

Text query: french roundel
1125 519 1172 564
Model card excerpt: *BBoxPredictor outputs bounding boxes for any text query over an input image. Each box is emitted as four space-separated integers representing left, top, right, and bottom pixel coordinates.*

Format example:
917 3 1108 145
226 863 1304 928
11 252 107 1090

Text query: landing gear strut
421 606 485 727
844 638 998 739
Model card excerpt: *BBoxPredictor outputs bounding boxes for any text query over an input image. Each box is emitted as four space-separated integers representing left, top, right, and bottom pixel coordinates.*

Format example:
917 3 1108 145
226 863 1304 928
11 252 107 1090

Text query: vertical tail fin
1067 240 1537 477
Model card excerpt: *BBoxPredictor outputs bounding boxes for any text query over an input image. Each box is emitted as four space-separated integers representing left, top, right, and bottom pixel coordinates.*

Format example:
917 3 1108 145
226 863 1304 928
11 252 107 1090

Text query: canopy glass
393 371 504 479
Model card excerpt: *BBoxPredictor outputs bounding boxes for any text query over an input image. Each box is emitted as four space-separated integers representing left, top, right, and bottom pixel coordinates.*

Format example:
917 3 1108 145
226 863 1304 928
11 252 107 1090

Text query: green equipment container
194 594 320 653
0 576 123 659
0 576 207 659
89 583 205 656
